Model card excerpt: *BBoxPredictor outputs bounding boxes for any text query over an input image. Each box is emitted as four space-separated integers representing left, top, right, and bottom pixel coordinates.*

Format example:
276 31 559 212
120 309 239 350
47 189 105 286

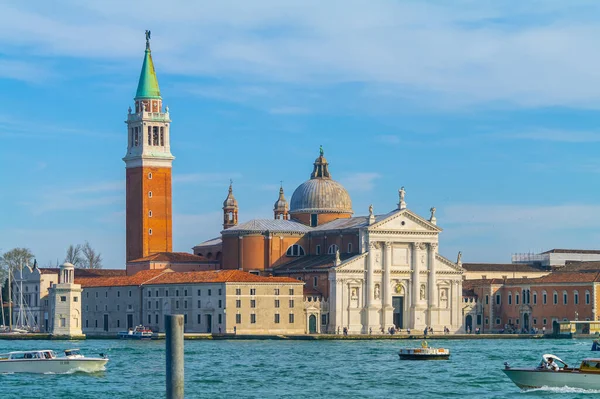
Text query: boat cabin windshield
7 351 56 360
581 359 600 372
65 349 81 357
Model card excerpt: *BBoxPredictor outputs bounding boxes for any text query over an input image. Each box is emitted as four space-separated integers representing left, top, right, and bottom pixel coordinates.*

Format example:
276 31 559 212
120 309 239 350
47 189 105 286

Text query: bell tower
223 181 238 229
123 31 174 261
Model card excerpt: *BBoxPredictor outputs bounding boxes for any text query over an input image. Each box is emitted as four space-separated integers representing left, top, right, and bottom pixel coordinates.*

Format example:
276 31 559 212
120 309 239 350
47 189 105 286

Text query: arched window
286 244 305 257
495 294 501 305
586 290 591 305
508 292 512 305
328 244 339 254
574 290 579 305
532 291 537 305
563 290 568 305
553 291 558 305
542 290 547 304
515 293 519 305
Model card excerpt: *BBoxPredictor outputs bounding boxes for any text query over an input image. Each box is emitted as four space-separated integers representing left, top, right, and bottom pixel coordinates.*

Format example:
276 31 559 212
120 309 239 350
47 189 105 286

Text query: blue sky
2 1 600 268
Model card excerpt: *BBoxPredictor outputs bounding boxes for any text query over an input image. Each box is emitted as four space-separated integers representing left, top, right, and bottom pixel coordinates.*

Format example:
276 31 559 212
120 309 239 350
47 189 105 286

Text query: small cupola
223 180 238 229
274 184 289 220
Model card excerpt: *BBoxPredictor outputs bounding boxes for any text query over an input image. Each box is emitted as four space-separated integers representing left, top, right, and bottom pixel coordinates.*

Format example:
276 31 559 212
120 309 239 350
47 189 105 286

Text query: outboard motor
504 362 511 370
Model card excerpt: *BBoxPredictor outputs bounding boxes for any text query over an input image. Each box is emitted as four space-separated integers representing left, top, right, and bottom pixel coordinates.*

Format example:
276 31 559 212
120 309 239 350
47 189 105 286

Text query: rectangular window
543 318 547 325
176 290 179 297
117 291 120 298
274 288 280 296
348 243 352 253
236 288 241 295
117 320 120 328
587 292 591 304
321 314 327 326
184 314 188 324
533 293 537 305
148 314 151 324
148 126 152 145
95 320 98 328
316 245 321 255
495 295 500 305
533 318 537 325
485 295 489 305
95 292 98 298
153 126 159 145
485 318 489 325
289 289 294 295
218 314 222 324
184 290 188 296
198 314 201 323
197 289 201 296
250 289 256 296
73 297 78 302
105 291 108 298
218 289 222 295
250 314 256 324
250 300 256 308
476 315 482 325
313 276 318 287
310 214 318 227
236 314 241 324
208 289 212 296
148 301 151 309
86 320 89 328
156 314 159 324
289 300 294 308
553 293 558 305
575 293 579 305
156 301 158 309
543 293 547 304
236 300 241 308
184 301 188 309
275 300 280 308
563 293 568 305
156 290 159 297
289 314 295 323
198 300 201 308
176 301 179 309
515 295 519 305
60 296 67 302
148 290 151 297
274 314 280 324
218 300 222 308
495 318 501 325
129 290 132 297
160 126 164 146
166 290 169 297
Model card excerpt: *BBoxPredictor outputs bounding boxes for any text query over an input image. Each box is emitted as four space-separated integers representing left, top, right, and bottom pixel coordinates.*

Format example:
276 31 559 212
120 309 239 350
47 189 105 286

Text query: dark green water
1 339 598 398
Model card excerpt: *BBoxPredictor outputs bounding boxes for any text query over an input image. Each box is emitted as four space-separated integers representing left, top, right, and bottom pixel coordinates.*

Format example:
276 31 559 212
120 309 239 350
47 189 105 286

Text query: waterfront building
78 269 305 335
463 263 600 334
461 263 550 280
194 152 464 334
48 262 83 337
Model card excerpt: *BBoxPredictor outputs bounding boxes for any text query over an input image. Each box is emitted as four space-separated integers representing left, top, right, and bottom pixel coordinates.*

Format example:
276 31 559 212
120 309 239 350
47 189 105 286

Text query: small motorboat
118 325 153 340
0 349 109 374
503 353 600 390
592 340 600 351
398 341 450 360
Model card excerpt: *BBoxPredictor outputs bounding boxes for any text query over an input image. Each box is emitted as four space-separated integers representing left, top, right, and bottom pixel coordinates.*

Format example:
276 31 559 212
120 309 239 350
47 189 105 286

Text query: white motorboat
118 325 153 340
503 353 600 390
398 341 450 360
0 349 108 374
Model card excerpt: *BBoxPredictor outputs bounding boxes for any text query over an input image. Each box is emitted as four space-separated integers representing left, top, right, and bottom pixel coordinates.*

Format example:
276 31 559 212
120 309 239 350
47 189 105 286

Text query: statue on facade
457 251 462 264
374 284 380 299
128 106 132 114
165 105 169 113
145 30 151 42
399 186 405 202
369 204 373 216
420 284 425 300
430 207 436 218
335 249 340 264
319 145 324 157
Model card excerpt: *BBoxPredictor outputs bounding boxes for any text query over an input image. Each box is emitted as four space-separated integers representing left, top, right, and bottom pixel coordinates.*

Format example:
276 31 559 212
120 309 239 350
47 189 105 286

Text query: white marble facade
328 208 464 334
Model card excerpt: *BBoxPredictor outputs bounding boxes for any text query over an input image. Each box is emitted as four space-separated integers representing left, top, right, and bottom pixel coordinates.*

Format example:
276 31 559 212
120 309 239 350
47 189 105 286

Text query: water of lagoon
1 338 599 398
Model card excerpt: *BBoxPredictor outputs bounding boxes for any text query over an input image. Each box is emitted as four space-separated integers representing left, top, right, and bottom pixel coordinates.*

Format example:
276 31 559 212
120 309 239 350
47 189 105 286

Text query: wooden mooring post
166 314 184 399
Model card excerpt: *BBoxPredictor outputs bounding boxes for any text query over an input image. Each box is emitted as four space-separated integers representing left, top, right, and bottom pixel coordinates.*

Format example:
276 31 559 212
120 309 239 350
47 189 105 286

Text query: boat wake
526 386 600 394
42 366 106 375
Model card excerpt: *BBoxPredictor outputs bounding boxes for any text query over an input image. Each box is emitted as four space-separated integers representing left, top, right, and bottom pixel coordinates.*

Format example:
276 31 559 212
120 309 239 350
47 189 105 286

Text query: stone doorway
392 296 404 328
309 315 317 334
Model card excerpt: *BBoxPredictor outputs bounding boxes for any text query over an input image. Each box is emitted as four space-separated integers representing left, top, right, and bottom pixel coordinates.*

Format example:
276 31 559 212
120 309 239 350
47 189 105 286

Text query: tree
64 244 83 267
81 241 102 269
0 248 35 277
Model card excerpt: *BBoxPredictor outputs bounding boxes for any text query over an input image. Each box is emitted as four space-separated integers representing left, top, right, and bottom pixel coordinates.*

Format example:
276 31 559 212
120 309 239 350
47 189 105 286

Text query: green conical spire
135 30 161 99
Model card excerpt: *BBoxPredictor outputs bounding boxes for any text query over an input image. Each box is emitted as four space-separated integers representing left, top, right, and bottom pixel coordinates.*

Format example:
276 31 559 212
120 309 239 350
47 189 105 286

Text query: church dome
290 149 353 214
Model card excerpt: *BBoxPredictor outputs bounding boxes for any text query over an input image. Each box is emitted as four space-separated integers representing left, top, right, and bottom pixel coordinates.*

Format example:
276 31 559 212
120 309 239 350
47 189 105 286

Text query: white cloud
4 1 600 108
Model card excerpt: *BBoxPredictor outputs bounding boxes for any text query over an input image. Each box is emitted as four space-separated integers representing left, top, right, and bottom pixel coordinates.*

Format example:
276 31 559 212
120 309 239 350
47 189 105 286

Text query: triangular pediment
333 253 368 273
369 209 442 233
436 254 464 274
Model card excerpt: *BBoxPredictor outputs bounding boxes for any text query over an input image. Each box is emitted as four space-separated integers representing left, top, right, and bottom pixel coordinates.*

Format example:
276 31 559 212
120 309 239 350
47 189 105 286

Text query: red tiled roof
128 252 210 263
144 270 301 285
76 269 301 288
462 271 600 288
76 269 168 288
